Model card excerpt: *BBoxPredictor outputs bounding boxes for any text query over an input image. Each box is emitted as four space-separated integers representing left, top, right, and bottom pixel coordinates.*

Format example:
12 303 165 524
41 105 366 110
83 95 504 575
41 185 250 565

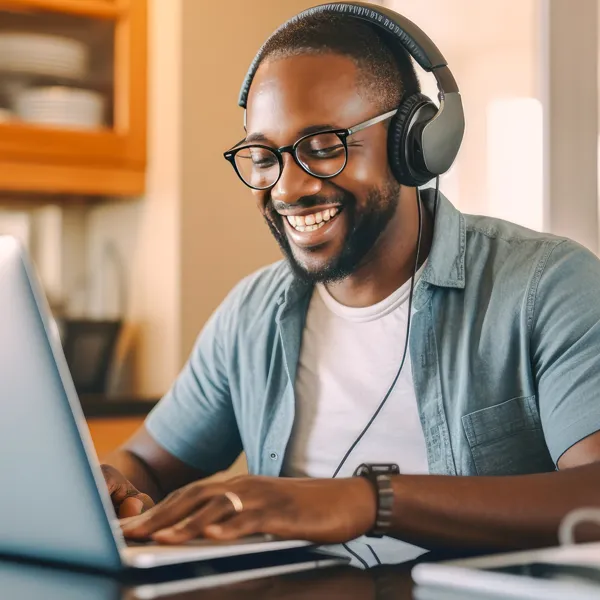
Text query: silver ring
224 491 243 513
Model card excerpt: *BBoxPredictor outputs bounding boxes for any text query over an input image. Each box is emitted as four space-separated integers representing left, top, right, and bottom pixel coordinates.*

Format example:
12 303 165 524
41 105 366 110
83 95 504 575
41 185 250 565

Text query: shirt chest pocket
461 395 555 475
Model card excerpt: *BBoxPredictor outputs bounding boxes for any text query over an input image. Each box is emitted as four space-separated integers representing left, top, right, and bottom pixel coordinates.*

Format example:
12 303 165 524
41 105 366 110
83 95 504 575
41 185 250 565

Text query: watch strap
354 463 398 537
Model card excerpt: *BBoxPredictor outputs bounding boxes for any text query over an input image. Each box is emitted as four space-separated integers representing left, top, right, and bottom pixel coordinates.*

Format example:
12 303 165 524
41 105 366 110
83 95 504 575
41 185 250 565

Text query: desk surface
0 553 427 600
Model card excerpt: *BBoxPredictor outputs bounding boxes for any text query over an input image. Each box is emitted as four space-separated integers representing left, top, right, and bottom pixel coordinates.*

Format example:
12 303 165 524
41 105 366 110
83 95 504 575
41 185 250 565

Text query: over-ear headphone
238 2 465 187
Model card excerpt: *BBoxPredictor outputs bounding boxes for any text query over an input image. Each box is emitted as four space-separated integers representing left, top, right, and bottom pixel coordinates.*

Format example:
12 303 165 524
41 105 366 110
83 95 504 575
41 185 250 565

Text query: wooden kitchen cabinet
0 0 147 196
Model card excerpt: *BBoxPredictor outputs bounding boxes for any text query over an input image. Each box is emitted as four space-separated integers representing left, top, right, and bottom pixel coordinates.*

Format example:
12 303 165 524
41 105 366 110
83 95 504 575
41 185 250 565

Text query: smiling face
245 53 402 284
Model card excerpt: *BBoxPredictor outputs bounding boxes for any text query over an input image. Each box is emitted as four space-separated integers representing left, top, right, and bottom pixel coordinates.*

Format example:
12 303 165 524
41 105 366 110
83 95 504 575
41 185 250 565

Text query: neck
324 187 433 308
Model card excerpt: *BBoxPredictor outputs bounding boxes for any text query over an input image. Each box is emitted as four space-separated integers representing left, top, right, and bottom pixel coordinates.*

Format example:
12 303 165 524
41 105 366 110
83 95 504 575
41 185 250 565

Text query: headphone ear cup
388 93 439 186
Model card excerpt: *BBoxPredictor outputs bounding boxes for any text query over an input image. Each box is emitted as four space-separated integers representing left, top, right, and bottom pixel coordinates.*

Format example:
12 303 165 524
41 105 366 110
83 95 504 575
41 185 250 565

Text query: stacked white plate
0 33 88 80
15 87 105 130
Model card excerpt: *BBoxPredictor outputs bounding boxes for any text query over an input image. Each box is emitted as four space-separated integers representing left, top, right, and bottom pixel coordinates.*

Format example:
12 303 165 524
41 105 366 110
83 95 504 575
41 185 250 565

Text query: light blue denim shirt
146 190 600 478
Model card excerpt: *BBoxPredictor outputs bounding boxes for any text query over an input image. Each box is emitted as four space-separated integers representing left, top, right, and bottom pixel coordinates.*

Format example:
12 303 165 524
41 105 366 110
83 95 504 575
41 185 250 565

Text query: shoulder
463 213 571 278
464 212 598 273
227 259 295 308
215 260 298 332
465 213 563 246
462 212 600 323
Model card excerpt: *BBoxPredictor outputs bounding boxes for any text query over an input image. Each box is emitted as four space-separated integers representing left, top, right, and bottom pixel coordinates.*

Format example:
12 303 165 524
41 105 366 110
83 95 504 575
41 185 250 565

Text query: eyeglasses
223 108 398 191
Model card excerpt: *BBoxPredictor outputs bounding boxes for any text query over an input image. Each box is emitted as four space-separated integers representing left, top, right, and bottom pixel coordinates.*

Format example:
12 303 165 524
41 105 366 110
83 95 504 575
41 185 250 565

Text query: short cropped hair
256 12 421 112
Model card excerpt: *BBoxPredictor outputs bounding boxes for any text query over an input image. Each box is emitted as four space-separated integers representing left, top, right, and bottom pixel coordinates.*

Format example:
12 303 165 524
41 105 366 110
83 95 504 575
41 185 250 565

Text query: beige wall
178 0 320 360
105 0 322 394
387 0 541 222
84 1 323 395
129 0 182 394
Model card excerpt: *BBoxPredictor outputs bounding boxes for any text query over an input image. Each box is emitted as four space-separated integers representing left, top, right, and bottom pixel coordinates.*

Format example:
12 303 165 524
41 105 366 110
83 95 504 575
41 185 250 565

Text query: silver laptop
412 542 600 600
0 236 310 571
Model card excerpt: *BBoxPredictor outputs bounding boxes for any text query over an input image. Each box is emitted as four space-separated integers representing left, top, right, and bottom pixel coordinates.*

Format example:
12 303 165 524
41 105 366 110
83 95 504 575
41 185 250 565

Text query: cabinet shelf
0 0 123 20
0 157 145 196
0 0 147 197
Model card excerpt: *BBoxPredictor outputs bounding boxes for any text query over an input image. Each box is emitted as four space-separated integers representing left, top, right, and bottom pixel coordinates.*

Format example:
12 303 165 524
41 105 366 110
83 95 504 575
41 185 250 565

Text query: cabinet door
0 0 147 171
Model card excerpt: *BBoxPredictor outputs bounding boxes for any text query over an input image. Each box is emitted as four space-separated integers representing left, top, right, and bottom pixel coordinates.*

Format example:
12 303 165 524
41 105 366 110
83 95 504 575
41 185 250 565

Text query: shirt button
270 452 278 460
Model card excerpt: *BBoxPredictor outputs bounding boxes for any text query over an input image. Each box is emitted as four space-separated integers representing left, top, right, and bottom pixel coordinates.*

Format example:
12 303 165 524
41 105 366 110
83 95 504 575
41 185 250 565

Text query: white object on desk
413 542 600 600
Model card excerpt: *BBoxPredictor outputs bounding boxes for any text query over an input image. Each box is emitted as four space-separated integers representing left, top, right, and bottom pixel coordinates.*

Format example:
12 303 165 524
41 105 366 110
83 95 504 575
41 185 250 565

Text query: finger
101 465 153 515
118 493 154 518
152 495 236 544
203 511 263 541
119 487 180 524
121 484 223 538
100 464 123 495
119 497 144 518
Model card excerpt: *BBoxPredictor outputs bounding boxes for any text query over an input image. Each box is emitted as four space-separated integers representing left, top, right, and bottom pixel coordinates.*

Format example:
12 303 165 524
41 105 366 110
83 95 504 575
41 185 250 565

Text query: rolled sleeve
532 240 600 464
145 295 242 475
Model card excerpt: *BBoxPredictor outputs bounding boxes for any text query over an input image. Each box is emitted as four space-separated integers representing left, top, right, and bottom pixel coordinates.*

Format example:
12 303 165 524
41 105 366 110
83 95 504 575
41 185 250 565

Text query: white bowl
15 87 105 130
0 33 88 80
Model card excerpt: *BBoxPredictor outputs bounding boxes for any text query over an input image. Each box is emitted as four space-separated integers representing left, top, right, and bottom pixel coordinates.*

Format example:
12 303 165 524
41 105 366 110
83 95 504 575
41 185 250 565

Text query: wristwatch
354 463 399 538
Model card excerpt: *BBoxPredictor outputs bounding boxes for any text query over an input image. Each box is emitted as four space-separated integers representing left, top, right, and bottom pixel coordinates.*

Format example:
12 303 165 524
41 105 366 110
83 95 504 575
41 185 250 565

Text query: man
103 9 600 567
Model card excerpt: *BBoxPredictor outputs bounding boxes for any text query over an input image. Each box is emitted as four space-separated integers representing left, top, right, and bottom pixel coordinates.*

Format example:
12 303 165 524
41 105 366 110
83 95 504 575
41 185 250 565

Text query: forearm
387 462 600 552
103 448 165 502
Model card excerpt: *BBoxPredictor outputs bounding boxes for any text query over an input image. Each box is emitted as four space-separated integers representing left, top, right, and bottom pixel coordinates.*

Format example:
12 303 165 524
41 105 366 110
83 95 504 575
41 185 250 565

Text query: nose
270 153 323 205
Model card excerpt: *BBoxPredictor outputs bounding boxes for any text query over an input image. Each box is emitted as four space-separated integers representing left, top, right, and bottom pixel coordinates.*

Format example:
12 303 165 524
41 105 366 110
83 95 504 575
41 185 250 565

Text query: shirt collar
419 187 466 289
280 187 467 308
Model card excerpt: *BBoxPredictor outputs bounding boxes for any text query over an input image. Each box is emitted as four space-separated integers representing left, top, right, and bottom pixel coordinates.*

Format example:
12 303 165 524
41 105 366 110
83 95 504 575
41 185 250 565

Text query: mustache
270 193 352 214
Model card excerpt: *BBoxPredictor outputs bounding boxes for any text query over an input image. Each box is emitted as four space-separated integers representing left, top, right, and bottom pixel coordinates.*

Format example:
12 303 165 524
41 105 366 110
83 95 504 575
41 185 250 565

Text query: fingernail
119 498 146 520
205 525 222 536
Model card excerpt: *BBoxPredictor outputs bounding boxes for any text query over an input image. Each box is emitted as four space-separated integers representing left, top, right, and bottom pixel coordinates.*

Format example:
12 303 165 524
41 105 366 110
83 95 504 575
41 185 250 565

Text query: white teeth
285 207 339 232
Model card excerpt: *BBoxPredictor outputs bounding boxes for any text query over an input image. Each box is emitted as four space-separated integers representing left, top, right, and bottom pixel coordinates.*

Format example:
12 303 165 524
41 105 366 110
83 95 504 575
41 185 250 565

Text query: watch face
353 463 400 477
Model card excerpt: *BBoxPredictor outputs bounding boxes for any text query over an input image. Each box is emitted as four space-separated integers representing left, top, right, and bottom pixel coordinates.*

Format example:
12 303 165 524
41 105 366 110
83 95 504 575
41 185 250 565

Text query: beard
264 177 401 285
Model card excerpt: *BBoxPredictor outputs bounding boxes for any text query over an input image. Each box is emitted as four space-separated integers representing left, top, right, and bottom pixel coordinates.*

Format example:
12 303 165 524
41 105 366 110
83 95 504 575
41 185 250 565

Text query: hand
120 475 376 545
101 464 155 518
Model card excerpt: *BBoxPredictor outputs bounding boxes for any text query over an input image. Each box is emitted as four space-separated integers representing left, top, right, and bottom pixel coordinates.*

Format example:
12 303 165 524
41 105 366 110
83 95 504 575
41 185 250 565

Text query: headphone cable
332 187 424 480
336 188 424 567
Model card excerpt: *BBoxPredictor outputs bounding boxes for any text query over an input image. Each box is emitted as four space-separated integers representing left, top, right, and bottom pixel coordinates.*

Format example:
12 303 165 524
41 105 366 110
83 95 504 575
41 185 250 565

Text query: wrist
349 476 378 537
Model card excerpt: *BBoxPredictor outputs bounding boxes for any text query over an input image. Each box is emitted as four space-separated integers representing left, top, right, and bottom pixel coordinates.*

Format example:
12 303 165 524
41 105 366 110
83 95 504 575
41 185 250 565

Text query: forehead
245 54 374 144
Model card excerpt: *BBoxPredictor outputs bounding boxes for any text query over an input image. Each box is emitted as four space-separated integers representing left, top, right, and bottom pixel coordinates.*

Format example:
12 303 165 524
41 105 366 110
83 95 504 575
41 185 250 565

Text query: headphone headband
238 2 459 108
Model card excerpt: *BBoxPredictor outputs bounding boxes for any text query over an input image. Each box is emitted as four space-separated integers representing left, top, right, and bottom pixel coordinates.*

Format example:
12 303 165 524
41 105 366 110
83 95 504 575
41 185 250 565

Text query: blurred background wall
0 0 598 399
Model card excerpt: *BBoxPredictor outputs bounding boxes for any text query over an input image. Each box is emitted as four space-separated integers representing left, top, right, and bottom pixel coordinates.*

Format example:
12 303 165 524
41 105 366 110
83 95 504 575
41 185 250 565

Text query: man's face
245 53 400 284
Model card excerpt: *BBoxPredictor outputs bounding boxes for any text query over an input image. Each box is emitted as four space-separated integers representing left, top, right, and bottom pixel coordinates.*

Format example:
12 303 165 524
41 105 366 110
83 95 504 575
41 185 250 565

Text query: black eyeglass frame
223 108 398 191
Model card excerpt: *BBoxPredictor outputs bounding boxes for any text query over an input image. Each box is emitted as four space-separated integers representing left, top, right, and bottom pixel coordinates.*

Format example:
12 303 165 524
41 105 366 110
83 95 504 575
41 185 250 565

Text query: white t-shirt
282 270 429 567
